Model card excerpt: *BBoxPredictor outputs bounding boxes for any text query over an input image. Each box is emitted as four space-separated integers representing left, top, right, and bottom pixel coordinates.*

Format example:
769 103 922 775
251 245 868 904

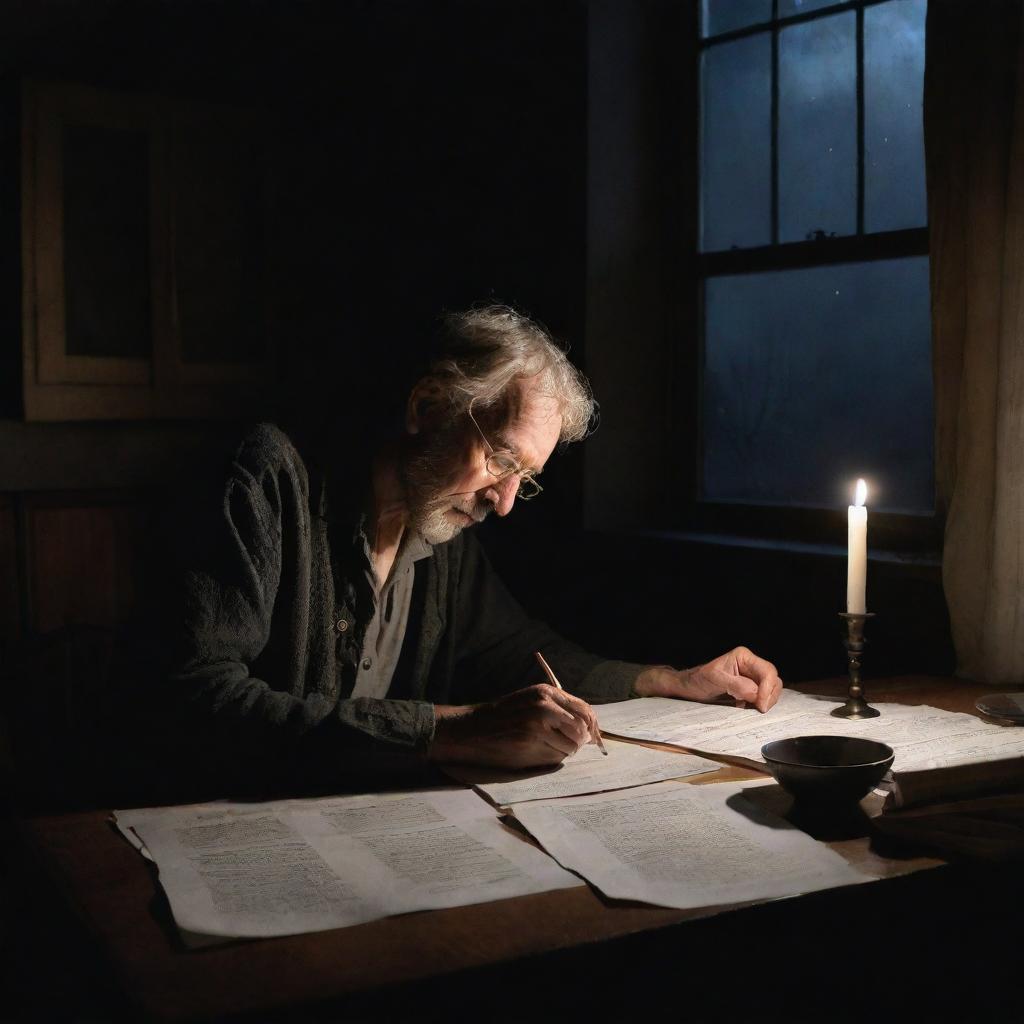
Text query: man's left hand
632 646 782 713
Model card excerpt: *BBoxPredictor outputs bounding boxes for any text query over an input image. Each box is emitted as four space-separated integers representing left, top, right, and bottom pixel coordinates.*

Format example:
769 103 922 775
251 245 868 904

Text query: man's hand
632 647 783 713
427 684 601 769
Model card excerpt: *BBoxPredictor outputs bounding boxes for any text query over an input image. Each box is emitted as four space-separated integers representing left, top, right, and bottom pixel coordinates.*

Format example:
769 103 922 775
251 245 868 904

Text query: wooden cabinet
21 80 275 420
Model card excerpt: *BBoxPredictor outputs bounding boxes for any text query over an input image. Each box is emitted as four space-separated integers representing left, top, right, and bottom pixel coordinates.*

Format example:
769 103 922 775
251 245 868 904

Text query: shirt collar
403 529 433 563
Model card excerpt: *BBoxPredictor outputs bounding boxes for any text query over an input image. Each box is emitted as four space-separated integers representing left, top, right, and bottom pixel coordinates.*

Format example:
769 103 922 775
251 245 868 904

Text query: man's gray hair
428 305 596 443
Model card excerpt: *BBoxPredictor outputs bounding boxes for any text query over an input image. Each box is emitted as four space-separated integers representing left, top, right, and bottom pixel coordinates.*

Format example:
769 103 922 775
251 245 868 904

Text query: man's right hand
427 684 600 769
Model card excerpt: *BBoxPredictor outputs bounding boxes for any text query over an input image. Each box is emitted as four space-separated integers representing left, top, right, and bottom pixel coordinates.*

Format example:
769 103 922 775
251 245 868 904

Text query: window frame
678 0 939 555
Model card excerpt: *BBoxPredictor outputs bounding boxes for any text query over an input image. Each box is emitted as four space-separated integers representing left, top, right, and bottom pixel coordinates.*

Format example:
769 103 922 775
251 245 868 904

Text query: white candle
847 478 868 614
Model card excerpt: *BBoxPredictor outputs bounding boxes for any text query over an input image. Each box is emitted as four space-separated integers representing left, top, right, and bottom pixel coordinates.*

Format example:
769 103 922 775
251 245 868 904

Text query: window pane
63 123 152 359
864 0 928 232
778 12 856 242
701 34 772 251
702 258 934 513
701 0 771 38
778 0 843 18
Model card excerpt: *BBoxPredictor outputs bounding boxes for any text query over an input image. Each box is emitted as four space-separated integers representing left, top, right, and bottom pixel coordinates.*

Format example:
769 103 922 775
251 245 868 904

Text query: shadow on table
729 782 874 841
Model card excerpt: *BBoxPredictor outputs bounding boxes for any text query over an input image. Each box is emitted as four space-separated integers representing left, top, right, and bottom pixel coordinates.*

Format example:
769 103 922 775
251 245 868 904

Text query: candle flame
854 478 867 507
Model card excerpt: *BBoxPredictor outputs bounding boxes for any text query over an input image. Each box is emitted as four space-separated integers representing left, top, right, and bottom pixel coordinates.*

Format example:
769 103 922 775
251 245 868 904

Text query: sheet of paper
115 787 581 939
511 780 871 910
444 739 720 805
597 691 1024 776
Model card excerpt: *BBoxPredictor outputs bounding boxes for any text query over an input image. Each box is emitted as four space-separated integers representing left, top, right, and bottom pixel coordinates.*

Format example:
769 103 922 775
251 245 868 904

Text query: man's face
402 381 563 544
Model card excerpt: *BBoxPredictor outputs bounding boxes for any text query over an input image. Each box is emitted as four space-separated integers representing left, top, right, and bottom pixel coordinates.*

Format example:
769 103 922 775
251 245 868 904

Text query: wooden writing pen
534 650 608 755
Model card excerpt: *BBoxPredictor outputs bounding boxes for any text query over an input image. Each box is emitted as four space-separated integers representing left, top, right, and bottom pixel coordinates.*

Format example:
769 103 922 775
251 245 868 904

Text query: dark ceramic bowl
761 735 895 806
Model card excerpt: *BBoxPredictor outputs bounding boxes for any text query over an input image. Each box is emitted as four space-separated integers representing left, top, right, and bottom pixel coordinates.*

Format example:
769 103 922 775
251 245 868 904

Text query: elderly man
166 306 781 790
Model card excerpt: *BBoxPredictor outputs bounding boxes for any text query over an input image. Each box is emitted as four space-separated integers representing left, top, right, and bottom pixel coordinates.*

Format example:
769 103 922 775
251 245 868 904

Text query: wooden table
10 677 1022 1022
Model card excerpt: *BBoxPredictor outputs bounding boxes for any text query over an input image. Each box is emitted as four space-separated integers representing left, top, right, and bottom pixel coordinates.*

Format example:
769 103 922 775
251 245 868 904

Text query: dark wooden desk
9 677 1022 1022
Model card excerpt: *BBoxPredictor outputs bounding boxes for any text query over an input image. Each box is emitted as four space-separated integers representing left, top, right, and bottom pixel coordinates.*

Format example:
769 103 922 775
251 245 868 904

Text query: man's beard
399 427 493 545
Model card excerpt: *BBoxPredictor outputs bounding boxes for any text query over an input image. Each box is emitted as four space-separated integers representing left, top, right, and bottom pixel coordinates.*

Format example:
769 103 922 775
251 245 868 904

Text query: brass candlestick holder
833 612 880 719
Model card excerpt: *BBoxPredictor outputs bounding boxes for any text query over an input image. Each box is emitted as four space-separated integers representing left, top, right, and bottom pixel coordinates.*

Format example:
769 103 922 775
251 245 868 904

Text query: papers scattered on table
596 689 1024 785
120 689 1010 942
114 787 581 940
511 779 871 910
444 739 720 806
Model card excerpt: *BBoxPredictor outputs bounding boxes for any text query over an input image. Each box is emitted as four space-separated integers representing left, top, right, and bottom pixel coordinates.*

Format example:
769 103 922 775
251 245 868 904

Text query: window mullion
698 226 929 277
856 3 865 235
770 0 779 245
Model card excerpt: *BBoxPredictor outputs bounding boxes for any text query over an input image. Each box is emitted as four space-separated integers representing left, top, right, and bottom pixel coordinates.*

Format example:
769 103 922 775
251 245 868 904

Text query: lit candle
847 478 868 614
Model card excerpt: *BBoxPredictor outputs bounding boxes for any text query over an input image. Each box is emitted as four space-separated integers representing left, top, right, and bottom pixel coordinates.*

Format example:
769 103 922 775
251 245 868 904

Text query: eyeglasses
466 405 544 501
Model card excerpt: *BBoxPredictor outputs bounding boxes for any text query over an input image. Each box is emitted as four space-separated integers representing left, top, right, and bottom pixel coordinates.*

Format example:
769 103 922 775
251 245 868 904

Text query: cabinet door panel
30 82 157 388
62 122 153 360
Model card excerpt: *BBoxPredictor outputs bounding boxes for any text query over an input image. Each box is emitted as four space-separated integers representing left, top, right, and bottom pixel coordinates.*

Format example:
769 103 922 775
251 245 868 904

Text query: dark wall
484 521 953 685
0 0 588 493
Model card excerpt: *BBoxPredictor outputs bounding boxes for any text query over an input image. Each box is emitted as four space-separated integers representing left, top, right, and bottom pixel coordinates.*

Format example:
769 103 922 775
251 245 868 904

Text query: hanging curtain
926 0 1024 683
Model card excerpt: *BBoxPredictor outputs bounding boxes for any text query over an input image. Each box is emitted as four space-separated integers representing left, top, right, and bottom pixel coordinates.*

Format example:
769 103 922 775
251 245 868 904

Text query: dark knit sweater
164 423 643 791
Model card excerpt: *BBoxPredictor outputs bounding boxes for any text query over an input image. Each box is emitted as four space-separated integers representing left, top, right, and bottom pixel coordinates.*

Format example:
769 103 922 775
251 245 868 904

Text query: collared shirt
350 529 433 699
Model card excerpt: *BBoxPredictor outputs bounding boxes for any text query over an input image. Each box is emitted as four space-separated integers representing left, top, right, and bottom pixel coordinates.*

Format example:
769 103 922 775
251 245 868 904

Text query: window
696 0 932 541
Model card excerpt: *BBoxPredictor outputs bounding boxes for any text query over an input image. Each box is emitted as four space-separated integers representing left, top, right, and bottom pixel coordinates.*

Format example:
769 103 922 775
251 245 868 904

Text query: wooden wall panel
25 494 149 635
3 492 150 811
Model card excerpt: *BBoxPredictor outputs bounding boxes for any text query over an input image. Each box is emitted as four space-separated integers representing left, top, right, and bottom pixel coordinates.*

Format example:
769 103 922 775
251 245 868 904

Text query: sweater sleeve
447 533 645 705
164 428 435 791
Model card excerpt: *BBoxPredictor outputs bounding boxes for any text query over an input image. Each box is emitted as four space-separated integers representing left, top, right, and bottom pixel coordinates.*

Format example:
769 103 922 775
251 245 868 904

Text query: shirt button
361 657 372 671
336 619 348 633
